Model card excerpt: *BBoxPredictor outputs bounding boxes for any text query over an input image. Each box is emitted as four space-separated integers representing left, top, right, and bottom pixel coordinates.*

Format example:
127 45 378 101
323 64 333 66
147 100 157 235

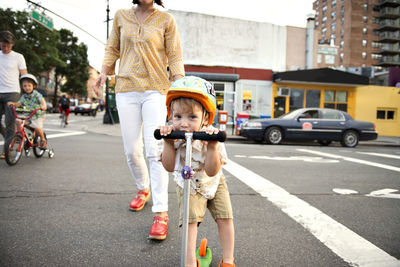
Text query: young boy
158 76 235 267
8 74 47 148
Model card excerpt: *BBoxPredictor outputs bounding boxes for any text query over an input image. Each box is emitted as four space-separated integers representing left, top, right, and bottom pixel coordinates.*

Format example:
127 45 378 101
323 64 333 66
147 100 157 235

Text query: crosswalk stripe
224 159 400 267
297 149 400 172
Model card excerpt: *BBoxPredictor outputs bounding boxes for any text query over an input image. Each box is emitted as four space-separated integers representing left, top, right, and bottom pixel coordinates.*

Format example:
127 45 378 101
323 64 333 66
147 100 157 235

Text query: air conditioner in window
277 87 291 97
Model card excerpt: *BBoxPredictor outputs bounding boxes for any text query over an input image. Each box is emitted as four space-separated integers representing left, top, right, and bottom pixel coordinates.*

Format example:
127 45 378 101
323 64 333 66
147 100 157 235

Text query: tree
56 29 89 98
0 8 64 76
0 8 90 103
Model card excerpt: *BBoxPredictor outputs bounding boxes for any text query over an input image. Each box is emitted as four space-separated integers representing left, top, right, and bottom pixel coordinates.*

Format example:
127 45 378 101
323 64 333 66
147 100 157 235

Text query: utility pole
103 0 115 124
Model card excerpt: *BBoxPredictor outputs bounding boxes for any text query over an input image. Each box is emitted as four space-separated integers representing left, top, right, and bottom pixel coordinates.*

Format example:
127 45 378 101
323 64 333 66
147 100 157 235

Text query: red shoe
148 215 168 240
129 190 151 211
218 260 235 267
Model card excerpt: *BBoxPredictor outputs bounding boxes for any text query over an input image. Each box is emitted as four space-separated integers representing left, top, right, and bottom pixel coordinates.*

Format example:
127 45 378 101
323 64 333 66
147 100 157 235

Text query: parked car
46 102 55 113
239 108 378 147
74 103 99 116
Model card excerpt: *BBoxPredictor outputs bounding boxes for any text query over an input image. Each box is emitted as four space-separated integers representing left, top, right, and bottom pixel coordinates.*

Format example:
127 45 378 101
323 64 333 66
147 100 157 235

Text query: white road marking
333 188 359 195
235 154 339 163
0 131 86 146
367 189 400 199
297 149 400 172
223 160 400 267
357 152 400 160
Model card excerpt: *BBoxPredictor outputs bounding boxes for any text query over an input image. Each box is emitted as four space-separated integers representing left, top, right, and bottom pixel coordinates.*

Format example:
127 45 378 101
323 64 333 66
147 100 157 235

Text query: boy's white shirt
169 139 228 199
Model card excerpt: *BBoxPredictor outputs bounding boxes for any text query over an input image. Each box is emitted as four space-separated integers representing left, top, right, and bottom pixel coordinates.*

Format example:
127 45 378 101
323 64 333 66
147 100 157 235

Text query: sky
1 0 315 71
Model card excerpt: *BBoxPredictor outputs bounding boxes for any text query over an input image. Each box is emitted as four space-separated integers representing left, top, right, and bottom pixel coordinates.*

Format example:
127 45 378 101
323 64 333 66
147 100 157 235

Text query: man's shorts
176 175 233 226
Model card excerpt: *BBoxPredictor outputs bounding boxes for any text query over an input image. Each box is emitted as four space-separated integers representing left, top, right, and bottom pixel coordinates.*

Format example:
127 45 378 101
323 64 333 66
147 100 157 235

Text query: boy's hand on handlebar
157 125 175 144
202 125 219 147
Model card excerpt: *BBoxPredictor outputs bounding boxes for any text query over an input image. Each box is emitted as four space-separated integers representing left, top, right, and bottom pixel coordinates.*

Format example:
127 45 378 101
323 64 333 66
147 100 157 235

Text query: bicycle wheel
33 133 46 158
60 111 66 127
5 134 23 166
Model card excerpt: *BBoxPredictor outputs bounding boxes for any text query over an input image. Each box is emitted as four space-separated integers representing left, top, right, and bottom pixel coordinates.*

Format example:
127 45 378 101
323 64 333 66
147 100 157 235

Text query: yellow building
273 68 400 137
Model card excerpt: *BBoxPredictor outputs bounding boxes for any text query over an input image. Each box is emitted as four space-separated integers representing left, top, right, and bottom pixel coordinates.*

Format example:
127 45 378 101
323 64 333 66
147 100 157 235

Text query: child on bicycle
158 76 235 267
8 74 47 148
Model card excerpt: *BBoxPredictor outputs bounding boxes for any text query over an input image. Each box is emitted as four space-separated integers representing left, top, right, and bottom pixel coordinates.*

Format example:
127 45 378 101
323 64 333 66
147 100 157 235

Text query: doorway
274 97 286 118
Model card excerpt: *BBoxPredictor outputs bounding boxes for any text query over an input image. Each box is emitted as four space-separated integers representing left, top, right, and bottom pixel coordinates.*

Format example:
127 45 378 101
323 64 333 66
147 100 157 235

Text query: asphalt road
1 113 399 267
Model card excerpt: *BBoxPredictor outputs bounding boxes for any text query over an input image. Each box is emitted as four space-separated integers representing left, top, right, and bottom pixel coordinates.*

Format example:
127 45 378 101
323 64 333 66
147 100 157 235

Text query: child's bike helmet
166 76 216 126
20 74 38 86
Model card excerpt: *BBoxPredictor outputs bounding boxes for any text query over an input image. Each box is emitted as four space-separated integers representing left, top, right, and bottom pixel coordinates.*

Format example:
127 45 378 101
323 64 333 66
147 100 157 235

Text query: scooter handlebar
154 129 226 142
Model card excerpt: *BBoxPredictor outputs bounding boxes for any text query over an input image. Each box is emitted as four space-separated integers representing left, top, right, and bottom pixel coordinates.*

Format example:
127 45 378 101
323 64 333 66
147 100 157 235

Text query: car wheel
341 130 359 148
265 127 283 145
318 140 332 146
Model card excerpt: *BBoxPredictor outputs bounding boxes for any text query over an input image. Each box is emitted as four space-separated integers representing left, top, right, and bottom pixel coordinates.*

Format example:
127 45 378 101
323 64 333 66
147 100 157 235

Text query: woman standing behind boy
93 0 184 240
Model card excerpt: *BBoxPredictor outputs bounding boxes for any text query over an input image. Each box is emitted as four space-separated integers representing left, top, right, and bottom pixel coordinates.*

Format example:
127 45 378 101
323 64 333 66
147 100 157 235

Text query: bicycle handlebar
11 105 41 120
154 129 226 142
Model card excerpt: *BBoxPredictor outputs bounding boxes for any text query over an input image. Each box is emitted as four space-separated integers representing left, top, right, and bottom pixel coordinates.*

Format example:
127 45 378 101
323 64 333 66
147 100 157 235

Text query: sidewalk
83 113 400 147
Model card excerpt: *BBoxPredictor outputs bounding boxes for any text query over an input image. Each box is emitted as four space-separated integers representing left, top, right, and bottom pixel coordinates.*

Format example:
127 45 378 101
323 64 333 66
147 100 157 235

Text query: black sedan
239 108 378 147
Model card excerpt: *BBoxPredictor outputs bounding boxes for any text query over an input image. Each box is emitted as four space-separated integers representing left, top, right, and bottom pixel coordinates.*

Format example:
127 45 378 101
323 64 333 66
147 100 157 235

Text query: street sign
31 10 53 30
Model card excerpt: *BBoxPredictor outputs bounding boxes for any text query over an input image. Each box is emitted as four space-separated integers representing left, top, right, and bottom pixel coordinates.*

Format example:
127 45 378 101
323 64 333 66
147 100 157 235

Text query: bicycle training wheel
33 133 46 158
5 134 23 166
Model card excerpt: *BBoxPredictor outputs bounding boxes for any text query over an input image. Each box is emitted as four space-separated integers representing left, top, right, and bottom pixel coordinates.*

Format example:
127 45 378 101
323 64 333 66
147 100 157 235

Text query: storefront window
336 91 347 102
324 90 347 111
306 90 321 107
289 89 304 112
324 90 335 101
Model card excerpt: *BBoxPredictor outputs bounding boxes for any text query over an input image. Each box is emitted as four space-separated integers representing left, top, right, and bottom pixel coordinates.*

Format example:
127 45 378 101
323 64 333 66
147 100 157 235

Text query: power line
26 0 105 45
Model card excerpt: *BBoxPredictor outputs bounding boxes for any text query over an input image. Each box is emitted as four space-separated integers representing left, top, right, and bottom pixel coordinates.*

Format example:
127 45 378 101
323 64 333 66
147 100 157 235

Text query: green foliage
0 8 90 98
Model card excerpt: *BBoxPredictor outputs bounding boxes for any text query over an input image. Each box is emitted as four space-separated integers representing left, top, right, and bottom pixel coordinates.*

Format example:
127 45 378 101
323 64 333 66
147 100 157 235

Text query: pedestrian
158 76 235 267
93 0 184 240
0 30 27 159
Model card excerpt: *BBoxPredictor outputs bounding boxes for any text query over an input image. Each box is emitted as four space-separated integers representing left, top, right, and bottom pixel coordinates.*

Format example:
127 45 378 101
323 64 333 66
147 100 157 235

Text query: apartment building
313 0 383 68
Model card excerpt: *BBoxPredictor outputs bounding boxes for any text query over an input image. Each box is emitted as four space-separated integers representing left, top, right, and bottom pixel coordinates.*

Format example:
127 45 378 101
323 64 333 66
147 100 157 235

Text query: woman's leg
116 92 150 191
142 91 169 213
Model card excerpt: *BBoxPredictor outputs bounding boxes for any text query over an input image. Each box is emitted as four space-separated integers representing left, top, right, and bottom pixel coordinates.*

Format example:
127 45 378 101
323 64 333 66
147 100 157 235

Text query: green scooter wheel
196 238 212 267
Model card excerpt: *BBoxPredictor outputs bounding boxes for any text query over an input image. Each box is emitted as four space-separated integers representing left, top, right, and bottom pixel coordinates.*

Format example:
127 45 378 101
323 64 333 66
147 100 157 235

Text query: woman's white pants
116 91 168 213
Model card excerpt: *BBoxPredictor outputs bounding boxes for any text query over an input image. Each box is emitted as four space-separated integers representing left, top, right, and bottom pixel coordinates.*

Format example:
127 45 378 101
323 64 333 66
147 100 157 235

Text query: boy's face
22 80 34 94
171 101 207 132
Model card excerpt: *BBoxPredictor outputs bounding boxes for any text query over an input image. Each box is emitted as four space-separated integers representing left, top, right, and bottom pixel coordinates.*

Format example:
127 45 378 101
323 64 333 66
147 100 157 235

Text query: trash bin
235 112 250 135
104 93 119 124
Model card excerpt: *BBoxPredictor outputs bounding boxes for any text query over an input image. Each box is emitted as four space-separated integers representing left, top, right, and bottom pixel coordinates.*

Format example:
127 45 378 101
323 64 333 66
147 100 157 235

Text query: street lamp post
103 0 114 124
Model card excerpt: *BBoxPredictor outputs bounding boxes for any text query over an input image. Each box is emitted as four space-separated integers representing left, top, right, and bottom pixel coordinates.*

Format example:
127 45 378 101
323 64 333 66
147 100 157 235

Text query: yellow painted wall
354 86 400 137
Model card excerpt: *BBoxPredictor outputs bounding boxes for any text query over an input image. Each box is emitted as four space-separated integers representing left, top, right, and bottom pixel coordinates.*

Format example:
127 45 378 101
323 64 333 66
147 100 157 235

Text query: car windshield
278 109 305 119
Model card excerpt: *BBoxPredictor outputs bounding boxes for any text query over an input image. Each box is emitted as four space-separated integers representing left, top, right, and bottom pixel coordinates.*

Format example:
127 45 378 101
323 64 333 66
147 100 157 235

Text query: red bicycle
4 106 54 166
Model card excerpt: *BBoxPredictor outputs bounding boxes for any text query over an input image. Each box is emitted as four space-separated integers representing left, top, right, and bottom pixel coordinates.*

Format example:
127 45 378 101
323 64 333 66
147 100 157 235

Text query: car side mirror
297 114 306 122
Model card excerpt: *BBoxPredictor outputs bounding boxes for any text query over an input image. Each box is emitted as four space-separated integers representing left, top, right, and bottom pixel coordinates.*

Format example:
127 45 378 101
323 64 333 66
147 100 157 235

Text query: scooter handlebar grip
154 129 226 142
193 131 226 142
154 129 186 140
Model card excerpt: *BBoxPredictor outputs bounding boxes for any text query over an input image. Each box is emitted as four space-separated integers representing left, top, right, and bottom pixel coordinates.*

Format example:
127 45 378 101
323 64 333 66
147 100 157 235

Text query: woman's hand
93 73 107 96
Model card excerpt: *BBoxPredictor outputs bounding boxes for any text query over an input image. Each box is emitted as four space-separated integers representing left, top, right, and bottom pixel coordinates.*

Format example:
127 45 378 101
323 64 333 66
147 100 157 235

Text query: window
331 11 336 19
320 109 345 120
322 6 328 14
322 27 327 35
363 3 368 10
363 27 368 34
372 41 381 48
331 0 337 7
340 40 344 48
341 29 344 37
341 6 345 16
317 54 322 63
340 52 344 61
362 52 367 59
363 16 368 23
331 22 336 31
289 89 305 112
377 108 397 120
362 40 367 47
372 53 382 60
40 76 46 87
322 16 327 24
331 33 336 41
306 90 321 108
324 90 348 111
325 54 335 64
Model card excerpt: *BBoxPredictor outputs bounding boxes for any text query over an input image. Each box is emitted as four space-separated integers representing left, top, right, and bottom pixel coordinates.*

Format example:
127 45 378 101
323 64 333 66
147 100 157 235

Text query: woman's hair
132 0 164 8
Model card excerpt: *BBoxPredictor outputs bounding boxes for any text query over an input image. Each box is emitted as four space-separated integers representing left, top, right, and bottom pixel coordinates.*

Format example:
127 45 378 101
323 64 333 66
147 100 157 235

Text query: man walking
0 31 27 159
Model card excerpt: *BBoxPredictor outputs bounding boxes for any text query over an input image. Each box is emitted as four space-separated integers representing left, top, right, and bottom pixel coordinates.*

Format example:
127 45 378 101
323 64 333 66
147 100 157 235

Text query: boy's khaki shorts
29 115 45 129
176 175 233 226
